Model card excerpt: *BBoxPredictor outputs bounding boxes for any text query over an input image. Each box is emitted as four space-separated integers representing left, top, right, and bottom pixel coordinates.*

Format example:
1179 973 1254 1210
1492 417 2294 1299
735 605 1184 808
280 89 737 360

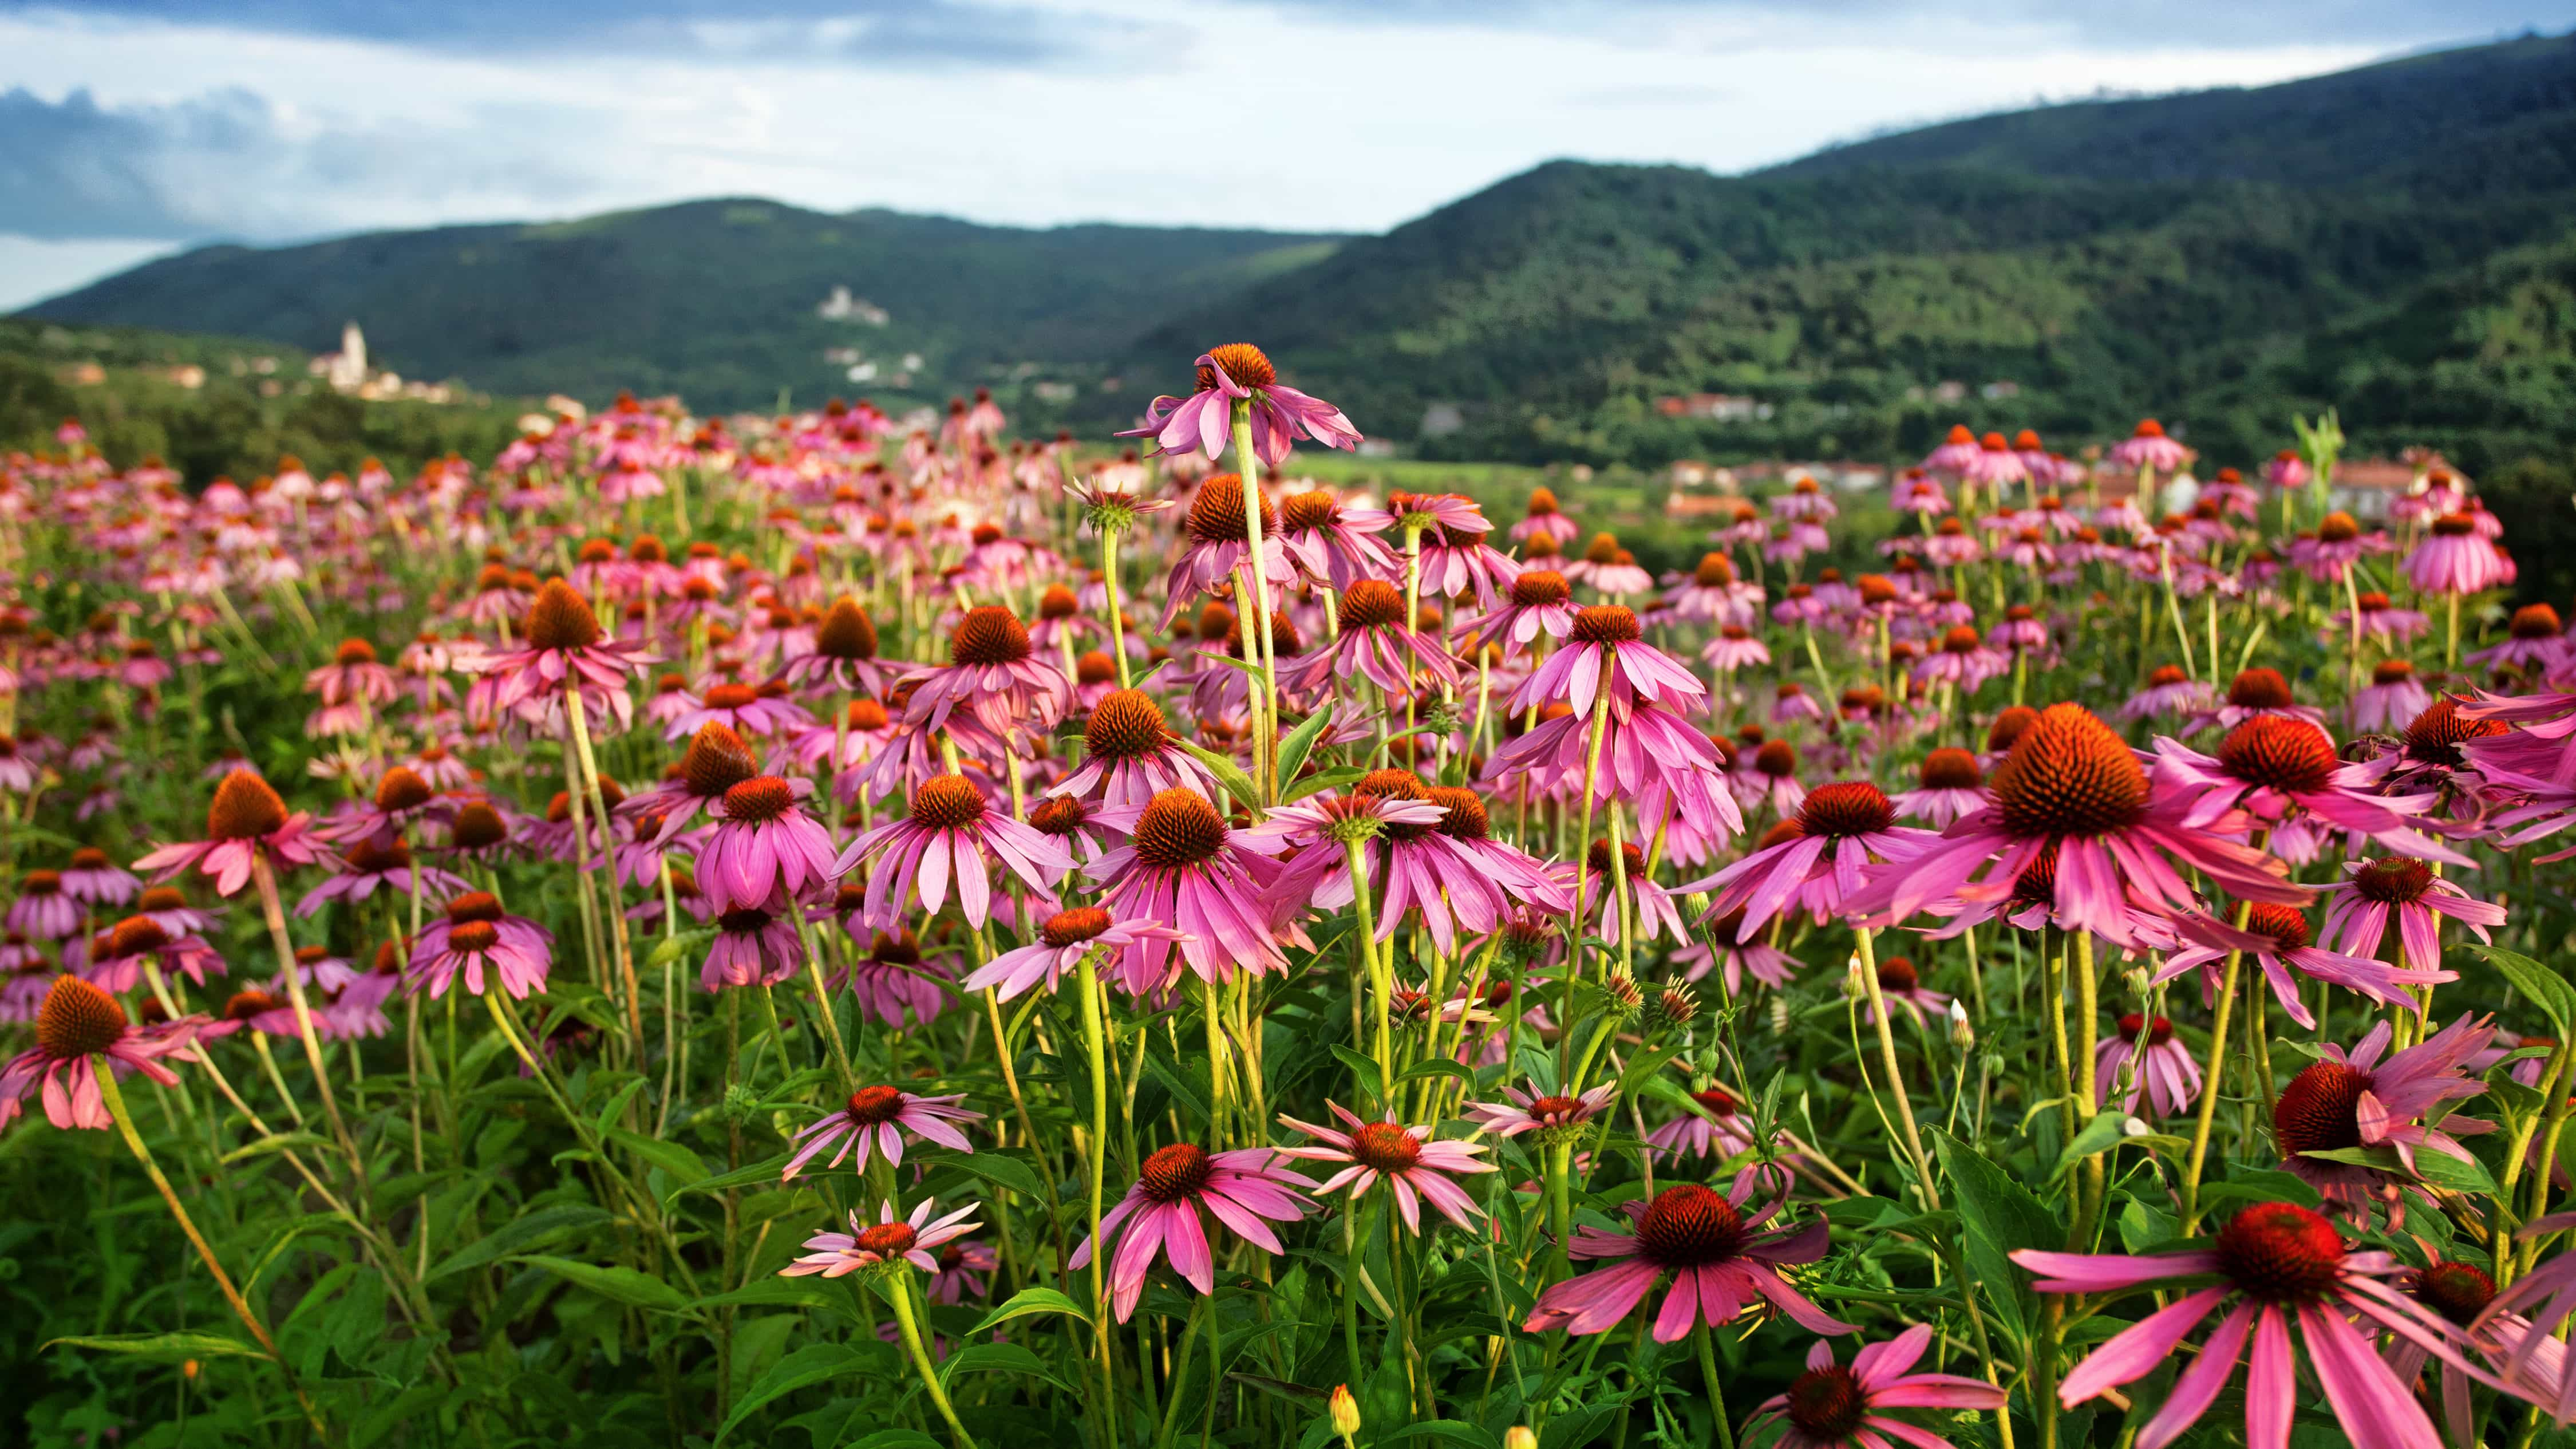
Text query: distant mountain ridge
23 30 2576 472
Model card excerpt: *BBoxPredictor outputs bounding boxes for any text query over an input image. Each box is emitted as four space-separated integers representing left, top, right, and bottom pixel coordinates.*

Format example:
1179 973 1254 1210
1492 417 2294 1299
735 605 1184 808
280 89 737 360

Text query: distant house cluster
816 287 891 326
1654 393 1771 422
1900 380 2020 404
310 322 456 404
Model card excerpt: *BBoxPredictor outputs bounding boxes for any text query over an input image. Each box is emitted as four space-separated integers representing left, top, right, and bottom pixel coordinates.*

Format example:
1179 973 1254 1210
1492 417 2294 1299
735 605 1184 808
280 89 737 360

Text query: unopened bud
182 1359 200 1380
1605 970 1643 1018
1505 1429 1538 1449
1648 982 1699 1034
1330 1384 1362 1440
1947 1000 1974 1048
2122 966 2151 1001
1843 954 1866 998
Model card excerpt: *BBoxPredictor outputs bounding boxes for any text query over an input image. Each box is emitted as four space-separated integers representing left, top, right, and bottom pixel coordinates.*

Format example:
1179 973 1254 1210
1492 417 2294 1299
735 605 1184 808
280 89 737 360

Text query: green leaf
1396 1056 1477 1090
916 1147 1045 1201
1285 768 1363 803
1614 1044 1682 1102
715 1342 867 1443
2297 1144 2504 1199
1174 738 1263 815
429 1204 615 1281
1275 702 1334 786
668 1151 794 1203
1329 1044 1389 1099
1382 1423 1503 1449
691 1278 847 1312
218 1131 336 1165
2051 1111 2135 1180
2199 1167 2324 1210
938 1340 1072 1392
966 1285 1091 1339
44 1332 264 1360
514 1253 691 1312
607 1127 708 1186
1933 1131 2062 1351
2472 945 2576 1033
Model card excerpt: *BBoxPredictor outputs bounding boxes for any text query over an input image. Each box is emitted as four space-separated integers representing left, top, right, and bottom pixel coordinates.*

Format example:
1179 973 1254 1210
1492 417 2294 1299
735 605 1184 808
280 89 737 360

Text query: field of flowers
3 345 2574 1449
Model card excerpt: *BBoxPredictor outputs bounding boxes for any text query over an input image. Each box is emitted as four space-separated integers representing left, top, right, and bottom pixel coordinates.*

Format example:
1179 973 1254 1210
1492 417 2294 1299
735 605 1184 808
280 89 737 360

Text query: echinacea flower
1070 1142 1317 1320
58 847 140 907
1464 1082 1617 1140
465 578 653 732
135 769 327 898
1156 475 1291 630
1643 1085 1759 1163
1681 782 1933 943
2317 857 2504 973
2014 1201 2492 1449
1522 1180 1854 1341
2156 902 2452 1032
0 974 199 1130
780 595 894 696
2152 714 2463 866
2271 1016 2495 1218
1120 343 1360 468
1280 578 1459 698
834 773 1072 931
1852 702 2303 949
780 1197 983 1278
1507 604 1704 720
6 870 78 940
702 906 804 990
406 890 553 1000
1254 771 1556 957
1749 1326 2008 1449
1085 787 1293 992
1275 1101 1492 1233
901 606 1071 739
1888 747 1989 827
784 1084 983 1178
81 913 223 991
2406 513 2506 595
2095 1012 2202 1117
961 905 1187 1002
1049 689 1217 808
696 774 837 913
1275 488 1397 590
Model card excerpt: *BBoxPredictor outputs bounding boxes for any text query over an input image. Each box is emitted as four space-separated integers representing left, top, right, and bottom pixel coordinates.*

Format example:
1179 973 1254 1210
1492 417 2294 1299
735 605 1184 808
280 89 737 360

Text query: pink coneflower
780 596 895 697
2353 660 2432 733
82 914 223 992
1085 787 1292 993
2393 1258 2564 1442
2159 902 2451 1033
1255 772 1559 957
2274 1016 2496 1218
1465 1082 1616 1140
315 765 451 848
1389 492 1520 610
1276 488 1398 591
1459 569 1577 656
697 774 837 913
1511 485 1582 546
833 774 1072 932
2120 664 2213 722
465 579 653 732
1862 955 1951 1027
2016 1201 2490 1447
662 679 811 741
901 606 1070 739
1701 623 1771 673
2094 1012 2201 1117
962 906 1186 1002
1072 1143 1317 1320
702 906 804 990
0 976 199 1130
2407 513 2507 595
1281 578 1459 698
193 982 311 1043
58 847 140 907
2187 668 2328 736
2470 603 2570 679
1275 1102 1492 1233
305 637 397 710
784 1084 982 1178
2318 856 2503 972
1890 748 1989 827
1673 905 1801 992
1485 698 1739 847
406 891 552 1000
1507 603 1703 719
1682 783 1931 942
1120 343 1361 468
1854 703 2302 948
780 1198 983 1279
1522 1180 1853 1340
1922 425 1981 478
824 922 954 1026
135 770 327 898
294 837 469 917
1751 1325 2008 1449
1643 1085 1759 1162
1157 475 1291 629
6 870 78 940
2150 714 2463 866
2109 417 2189 475
2478 1214 2576 1419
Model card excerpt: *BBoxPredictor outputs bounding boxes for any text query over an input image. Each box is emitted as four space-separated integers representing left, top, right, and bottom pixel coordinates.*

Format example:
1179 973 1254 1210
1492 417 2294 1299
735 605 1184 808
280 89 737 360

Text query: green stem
888 1272 979 1449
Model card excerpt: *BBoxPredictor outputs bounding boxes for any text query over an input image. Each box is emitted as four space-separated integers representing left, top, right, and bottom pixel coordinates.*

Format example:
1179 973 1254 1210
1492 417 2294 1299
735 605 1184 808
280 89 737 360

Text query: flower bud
1604 969 1643 1020
1947 999 1974 1048
1505 1429 1539 1449
1329 1385 1362 1441
1647 982 1699 1035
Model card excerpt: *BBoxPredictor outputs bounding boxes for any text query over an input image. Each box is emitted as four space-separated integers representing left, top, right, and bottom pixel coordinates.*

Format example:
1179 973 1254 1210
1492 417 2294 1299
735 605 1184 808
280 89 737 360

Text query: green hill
19 200 1342 414
21 31 2576 479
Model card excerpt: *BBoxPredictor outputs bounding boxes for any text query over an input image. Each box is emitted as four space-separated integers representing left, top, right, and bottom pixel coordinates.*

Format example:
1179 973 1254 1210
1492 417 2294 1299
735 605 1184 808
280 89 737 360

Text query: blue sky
0 0 2563 307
